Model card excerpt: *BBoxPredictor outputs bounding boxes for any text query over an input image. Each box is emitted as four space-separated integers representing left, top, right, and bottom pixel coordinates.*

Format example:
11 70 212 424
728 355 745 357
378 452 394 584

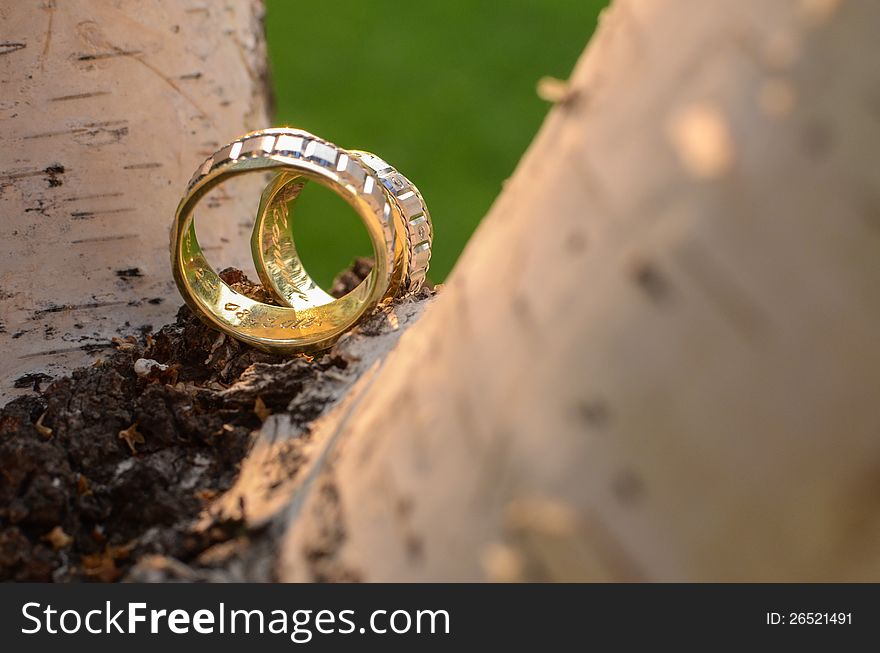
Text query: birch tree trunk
0 0 269 404
4 0 879 583
268 0 880 581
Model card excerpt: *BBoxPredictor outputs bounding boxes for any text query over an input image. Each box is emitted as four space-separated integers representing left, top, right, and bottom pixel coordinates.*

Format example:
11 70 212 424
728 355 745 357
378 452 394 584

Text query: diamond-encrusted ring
251 149 433 313
170 128 402 354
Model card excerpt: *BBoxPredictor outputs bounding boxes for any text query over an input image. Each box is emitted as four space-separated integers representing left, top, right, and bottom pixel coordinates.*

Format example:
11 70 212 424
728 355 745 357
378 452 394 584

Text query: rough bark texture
0 263 431 581
0 0 270 405
126 277 437 582
271 0 880 582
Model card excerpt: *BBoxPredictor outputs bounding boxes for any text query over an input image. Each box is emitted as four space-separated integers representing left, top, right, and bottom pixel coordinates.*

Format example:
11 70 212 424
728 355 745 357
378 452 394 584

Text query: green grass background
265 0 607 285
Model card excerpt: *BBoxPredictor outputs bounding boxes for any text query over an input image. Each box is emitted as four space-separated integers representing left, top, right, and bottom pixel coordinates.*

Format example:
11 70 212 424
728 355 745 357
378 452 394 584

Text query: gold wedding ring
251 151 432 312
170 128 433 354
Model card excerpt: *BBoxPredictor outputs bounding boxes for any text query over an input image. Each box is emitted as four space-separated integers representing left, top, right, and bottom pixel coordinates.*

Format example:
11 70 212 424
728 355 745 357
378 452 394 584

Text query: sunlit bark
276 0 880 581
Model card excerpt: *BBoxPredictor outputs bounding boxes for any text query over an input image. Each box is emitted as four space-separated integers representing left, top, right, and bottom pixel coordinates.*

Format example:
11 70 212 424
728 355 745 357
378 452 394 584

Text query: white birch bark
0 0 270 403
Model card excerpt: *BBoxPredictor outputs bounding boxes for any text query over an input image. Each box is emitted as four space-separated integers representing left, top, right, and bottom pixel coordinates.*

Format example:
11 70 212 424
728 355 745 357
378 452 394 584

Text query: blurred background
265 0 608 286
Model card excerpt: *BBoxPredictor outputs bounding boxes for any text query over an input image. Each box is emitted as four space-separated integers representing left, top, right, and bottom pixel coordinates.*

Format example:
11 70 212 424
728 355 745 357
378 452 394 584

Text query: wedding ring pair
170 128 433 354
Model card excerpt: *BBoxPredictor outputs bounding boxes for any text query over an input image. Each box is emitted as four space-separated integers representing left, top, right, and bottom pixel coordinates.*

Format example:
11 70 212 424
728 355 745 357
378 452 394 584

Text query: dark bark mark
0 168 44 182
115 268 143 278
392 494 424 565
0 42 26 56
801 119 834 160
24 199 51 216
32 300 128 319
122 162 163 170
574 398 611 429
18 343 111 359
70 234 138 244
0 164 65 189
630 258 672 304
511 293 536 332
12 373 52 391
24 121 128 146
74 49 142 61
63 191 123 202
611 468 645 505
44 164 65 187
302 477 361 582
70 207 135 220
40 0 55 68
178 72 203 80
50 91 110 102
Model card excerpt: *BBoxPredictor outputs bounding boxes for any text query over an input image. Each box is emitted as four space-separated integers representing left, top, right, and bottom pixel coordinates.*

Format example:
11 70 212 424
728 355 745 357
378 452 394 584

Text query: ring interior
175 167 389 350
253 171 406 311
